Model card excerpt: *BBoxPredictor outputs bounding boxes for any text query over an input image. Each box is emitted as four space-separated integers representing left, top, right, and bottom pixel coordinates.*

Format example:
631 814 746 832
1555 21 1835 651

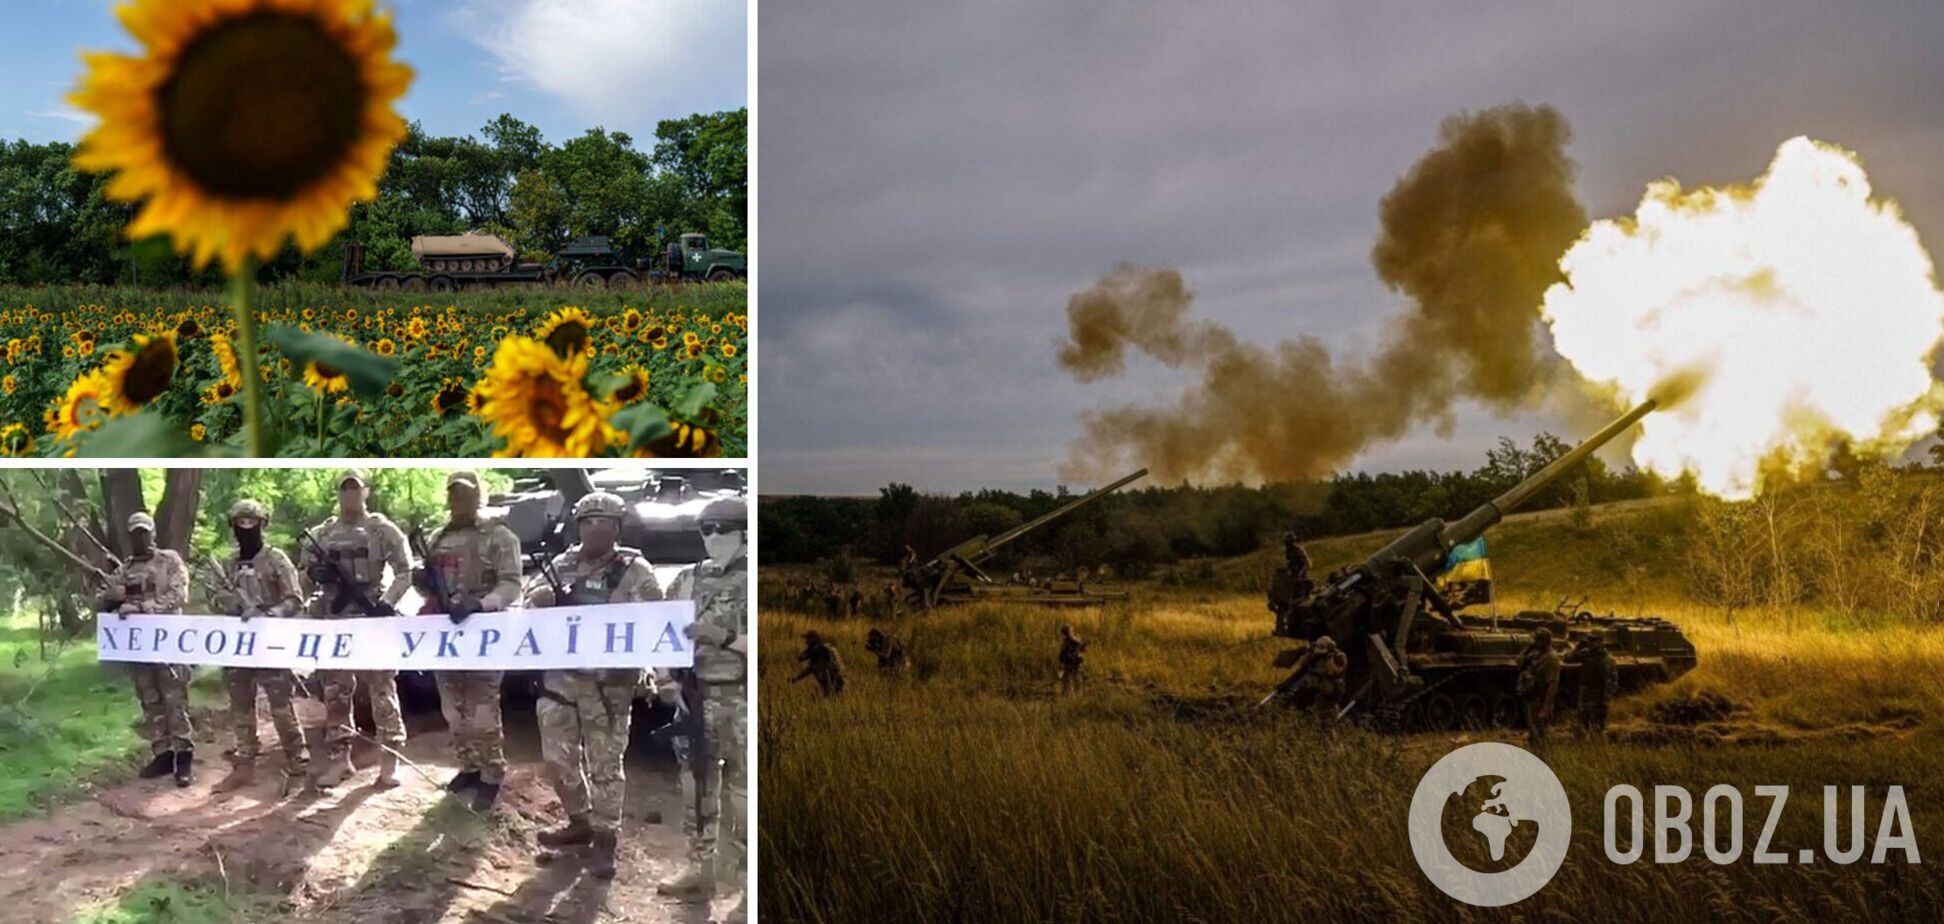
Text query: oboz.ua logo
1407 742 1572 907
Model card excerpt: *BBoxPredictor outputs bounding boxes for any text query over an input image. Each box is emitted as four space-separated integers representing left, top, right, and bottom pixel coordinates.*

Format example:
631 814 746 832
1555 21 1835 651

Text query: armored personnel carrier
1266 399 1697 730
412 231 517 274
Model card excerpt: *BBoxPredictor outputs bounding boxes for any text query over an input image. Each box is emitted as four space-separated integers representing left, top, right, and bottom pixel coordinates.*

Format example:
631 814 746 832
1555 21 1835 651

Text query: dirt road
0 700 742 923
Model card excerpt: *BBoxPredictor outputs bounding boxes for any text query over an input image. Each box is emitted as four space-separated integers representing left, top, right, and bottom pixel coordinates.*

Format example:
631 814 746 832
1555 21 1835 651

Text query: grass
0 609 227 821
0 279 749 318
760 503 1944 921
69 873 275 924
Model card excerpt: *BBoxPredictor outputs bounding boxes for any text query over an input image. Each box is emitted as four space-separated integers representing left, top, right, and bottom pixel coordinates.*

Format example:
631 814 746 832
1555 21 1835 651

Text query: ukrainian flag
1438 537 1492 606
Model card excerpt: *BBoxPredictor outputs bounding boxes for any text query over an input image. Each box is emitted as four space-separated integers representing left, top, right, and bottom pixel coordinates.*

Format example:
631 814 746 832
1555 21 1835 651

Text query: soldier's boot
173 749 195 788
657 858 715 900
373 752 400 790
725 893 748 924
312 752 356 790
589 830 619 880
444 769 480 794
537 814 594 848
278 746 308 797
212 757 256 793
470 779 502 813
138 751 175 779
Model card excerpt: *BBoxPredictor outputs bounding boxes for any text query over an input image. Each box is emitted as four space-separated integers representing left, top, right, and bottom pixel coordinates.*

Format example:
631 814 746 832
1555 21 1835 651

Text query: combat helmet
573 491 627 520
699 496 748 530
229 498 270 524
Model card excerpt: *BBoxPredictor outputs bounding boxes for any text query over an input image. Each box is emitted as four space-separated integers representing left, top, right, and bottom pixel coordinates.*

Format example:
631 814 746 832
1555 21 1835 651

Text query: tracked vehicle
903 468 1147 609
1267 399 1697 730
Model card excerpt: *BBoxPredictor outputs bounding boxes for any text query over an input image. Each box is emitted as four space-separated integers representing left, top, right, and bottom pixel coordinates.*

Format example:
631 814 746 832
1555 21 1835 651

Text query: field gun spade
904 468 1147 609
1269 399 1697 730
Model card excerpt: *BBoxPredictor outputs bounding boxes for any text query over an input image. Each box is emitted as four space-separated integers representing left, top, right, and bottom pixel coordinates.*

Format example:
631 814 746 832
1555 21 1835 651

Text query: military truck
1264 399 1698 730
651 233 747 283
342 232 743 291
903 469 1147 609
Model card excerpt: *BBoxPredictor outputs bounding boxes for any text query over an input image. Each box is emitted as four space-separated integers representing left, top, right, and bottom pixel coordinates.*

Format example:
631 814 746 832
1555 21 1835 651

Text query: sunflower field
0 283 747 458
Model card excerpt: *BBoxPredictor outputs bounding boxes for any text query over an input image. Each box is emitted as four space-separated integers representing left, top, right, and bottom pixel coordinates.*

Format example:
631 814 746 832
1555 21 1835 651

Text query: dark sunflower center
545 322 589 358
158 13 366 200
127 341 177 403
315 361 343 380
436 384 466 414
532 378 569 441
615 378 645 403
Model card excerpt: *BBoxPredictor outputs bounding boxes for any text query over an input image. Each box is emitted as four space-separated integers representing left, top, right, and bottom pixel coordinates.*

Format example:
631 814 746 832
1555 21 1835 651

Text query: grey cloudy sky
758 0 1944 495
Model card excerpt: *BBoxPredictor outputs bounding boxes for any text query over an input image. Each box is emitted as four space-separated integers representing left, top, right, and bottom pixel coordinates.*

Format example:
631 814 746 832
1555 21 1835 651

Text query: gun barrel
981 468 1148 553
1439 398 1657 548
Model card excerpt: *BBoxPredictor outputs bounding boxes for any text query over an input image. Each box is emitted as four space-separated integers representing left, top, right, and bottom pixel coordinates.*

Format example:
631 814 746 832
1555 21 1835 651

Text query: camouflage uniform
528 536 661 837
865 627 908 675
1295 636 1348 721
213 505 307 778
422 508 523 788
106 515 193 758
1057 626 1087 694
662 498 748 900
1517 631 1563 747
299 502 413 770
1566 635 1619 736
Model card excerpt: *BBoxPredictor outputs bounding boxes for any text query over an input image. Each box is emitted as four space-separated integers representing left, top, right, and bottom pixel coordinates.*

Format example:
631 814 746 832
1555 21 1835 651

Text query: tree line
760 433 1676 576
0 109 745 287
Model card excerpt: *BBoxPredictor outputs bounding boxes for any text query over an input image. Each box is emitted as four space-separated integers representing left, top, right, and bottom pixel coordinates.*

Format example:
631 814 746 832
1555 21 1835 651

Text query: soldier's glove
684 621 729 646
449 594 482 624
480 592 506 613
369 600 397 618
117 601 139 618
307 561 338 585
240 605 266 622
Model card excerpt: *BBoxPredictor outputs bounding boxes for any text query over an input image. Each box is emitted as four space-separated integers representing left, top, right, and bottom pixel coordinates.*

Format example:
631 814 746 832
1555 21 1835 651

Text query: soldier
1267 531 1314 626
1057 623 1087 694
417 469 523 811
864 627 908 675
1565 632 1619 737
527 492 661 879
1517 628 1562 747
791 630 846 694
822 584 844 620
847 586 864 619
882 581 901 619
659 496 750 913
102 512 195 786
1294 635 1348 722
299 469 411 790
211 499 308 794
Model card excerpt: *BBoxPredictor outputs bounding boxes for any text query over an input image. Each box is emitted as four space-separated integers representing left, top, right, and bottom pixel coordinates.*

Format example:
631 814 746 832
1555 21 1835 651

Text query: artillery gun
903 468 1147 609
1267 399 1697 730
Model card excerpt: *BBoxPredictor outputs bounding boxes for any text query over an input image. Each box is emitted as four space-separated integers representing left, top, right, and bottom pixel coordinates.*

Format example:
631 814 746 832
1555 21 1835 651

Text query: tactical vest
558 550 636 606
320 516 388 585
122 554 168 606
426 522 505 597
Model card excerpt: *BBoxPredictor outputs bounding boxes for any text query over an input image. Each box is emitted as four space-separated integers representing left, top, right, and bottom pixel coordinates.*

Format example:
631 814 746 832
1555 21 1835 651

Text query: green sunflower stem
230 258 266 456
316 392 327 452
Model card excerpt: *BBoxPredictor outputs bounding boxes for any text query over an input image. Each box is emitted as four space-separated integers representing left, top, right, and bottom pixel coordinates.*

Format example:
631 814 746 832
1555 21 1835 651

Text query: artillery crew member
1267 531 1314 626
1294 635 1348 720
103 512 195 786
526 491 662 878
1057 623 1087 694
419 469 523 811
865 627 908 675
212 499 307 794
659 496 750 913
792 631 846 694
299 469 412 790
1517 628 1563 747
1566 632 1619 737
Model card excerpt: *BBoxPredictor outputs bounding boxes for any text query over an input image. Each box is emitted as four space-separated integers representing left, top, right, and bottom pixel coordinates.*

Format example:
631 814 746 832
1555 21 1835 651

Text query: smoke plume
1059 103 1592 482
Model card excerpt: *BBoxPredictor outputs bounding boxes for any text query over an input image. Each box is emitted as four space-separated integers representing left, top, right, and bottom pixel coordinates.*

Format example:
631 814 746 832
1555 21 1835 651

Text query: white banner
94 602 695 671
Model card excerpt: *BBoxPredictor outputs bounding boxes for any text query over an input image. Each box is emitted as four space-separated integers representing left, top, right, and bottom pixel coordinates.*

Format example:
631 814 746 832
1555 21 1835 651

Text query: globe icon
1439 773 1543 872
1409 742 1573 907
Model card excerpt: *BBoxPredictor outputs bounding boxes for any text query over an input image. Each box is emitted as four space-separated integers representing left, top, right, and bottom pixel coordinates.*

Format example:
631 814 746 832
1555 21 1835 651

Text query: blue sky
0 0 746 147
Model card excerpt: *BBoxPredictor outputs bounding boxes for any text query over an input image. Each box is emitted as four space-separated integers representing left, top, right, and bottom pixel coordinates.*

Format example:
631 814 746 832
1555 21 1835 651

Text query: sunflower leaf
74 412 220 458
672 382 716 419
264 325 397 396
613 403 673 453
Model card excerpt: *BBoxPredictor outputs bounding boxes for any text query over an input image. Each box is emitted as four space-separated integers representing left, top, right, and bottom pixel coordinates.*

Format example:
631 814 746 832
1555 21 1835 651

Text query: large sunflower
48 371 115 440
535 307 594 358
210 332 243 389
70 0 413 269
609 365 651 405
303 358 351 394
98 330 179 414
474 336 615 457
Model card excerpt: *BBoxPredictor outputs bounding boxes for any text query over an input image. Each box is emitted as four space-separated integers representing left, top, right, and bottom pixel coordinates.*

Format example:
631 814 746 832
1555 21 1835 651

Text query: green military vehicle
343 231 744 290
652 232 747 283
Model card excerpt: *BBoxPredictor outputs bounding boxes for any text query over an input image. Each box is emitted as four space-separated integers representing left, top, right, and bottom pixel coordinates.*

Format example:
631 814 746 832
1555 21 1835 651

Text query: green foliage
0 620 139 821
71 873 273 924
0 110 746 286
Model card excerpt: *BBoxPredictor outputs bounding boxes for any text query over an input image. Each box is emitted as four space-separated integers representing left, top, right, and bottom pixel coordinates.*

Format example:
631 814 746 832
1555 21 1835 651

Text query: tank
1267 398 1698 730
484 467 744 587
904 468 1147 609
410 232 516 274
